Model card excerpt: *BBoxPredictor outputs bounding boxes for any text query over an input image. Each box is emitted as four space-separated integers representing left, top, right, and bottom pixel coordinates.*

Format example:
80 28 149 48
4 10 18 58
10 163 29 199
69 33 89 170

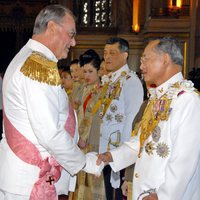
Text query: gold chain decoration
132 85 179 156
92 71 127 117
20 51 61 86
101 80 121 117
91 81 110 116
132 79 200 156
139 96 172 155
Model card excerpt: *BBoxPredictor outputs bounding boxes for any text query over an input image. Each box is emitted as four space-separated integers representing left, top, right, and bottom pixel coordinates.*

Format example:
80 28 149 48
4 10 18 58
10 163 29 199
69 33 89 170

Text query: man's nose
70 37 76 47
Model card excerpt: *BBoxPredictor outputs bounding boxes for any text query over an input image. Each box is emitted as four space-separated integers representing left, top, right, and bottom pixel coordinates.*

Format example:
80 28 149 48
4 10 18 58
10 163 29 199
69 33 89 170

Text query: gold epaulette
20 51 61 86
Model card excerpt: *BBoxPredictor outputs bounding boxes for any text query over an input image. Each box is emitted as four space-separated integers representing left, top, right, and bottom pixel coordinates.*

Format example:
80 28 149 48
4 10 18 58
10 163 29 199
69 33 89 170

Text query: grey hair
33 4 75 35
154 37 184 67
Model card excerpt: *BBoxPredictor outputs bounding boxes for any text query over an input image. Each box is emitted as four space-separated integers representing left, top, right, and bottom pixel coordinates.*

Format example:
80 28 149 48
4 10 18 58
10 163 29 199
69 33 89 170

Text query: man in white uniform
0 4 102 200
98 37 144 200
97 37 200 200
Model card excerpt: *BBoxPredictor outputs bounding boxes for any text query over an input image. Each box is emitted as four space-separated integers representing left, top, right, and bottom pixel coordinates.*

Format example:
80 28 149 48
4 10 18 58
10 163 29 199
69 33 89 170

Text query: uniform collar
110 64 129 82
26 39 58 63
149 72 184 99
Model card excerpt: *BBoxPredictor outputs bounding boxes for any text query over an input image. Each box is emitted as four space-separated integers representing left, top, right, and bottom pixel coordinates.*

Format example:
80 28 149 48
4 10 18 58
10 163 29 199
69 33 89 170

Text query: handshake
82 151 113 176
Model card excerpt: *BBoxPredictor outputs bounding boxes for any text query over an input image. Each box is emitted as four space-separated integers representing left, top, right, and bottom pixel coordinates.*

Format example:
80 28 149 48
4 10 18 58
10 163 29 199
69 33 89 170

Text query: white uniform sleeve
110 135 140 172
121 75 143 143
157 93 200 199
24 77 85 175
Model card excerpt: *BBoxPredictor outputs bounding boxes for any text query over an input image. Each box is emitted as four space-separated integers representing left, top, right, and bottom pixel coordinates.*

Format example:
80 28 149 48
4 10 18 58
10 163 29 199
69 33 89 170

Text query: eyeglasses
67 30 76 39
56 23 76 39
140 55 151 64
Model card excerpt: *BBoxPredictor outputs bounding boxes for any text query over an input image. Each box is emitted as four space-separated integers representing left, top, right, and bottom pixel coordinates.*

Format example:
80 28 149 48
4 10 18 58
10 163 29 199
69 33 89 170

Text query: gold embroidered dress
72 81 86 113
70 83 106 200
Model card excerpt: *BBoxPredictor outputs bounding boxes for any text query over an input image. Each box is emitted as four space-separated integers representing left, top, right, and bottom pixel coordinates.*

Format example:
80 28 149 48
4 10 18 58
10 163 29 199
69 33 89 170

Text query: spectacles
140 55 151 64
67 30 76 39
57 23 76 39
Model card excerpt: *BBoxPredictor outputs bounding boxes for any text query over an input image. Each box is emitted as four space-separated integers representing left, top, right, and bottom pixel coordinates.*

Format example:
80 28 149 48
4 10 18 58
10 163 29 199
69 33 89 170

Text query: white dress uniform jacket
99 64 144 153
0 39 86 196
99 64 143 188
109 73 200 200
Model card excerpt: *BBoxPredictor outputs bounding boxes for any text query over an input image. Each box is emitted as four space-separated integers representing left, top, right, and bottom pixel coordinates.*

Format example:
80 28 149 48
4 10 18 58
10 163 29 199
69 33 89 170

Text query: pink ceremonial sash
64 102 76 137
3 111 61 200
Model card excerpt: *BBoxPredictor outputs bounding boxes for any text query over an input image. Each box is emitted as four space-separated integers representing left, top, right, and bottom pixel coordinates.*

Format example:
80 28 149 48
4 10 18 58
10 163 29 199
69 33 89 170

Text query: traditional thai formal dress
72 81 86 114
70 82 106 200
109 72 200 200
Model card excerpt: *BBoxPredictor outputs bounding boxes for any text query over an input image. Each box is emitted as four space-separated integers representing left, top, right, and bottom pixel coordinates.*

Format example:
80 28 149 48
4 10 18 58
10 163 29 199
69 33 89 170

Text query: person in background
69 49 106 200
58 65 64 77
0 4 103 200
97 37 200 200
70 59 85 112
61 67 73 104
70 59 82 83
98 58 109 78
95 37 144 200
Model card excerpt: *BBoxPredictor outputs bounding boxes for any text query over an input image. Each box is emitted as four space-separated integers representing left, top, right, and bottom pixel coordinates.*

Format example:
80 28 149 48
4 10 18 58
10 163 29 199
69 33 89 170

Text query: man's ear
47 20 57 33
163 53 171 67
123 52 128 60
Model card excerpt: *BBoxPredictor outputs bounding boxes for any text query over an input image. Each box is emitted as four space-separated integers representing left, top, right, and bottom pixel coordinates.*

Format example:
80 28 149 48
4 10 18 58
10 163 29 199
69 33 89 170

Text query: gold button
135 173 139 178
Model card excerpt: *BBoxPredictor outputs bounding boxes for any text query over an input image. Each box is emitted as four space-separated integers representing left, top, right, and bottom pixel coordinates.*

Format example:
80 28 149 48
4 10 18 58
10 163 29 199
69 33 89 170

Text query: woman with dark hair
69 49 106 200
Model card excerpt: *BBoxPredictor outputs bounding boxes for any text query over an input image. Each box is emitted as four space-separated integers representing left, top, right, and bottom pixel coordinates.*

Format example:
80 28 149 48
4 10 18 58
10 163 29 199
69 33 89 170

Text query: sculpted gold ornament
20 51 61 86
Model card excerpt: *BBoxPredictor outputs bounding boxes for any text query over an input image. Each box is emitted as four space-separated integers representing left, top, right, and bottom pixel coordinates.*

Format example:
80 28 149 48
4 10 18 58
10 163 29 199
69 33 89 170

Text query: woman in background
69 49 106 200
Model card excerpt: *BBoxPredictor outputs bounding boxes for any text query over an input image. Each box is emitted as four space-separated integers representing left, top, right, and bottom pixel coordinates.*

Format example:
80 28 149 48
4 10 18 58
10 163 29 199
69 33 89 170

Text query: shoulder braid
20 51 61 86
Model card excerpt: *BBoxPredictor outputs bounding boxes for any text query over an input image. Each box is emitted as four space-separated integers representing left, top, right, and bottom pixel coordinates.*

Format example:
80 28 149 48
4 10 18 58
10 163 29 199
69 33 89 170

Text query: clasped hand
83 151 113 176
96 151 113 166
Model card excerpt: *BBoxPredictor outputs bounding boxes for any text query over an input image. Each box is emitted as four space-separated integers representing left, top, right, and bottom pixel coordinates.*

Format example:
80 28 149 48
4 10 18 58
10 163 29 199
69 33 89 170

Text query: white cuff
82 152 104 176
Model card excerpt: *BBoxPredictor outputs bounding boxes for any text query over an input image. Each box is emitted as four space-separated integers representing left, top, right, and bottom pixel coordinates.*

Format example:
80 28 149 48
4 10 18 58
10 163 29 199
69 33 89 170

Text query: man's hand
142 193 158 200
78 138 87 149
96 152 113 166
121 180 128 196
83 152 104 176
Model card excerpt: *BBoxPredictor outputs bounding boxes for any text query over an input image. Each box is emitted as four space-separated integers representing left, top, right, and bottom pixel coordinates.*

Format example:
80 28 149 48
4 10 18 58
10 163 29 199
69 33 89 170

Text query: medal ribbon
132 95 172 155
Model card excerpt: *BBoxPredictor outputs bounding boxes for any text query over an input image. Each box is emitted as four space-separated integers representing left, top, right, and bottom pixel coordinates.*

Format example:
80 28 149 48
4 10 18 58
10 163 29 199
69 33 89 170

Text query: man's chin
61 50 69 59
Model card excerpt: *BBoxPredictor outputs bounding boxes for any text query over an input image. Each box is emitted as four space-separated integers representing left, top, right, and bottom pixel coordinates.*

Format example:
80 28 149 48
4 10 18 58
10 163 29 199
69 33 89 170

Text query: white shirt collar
26 39 58 62
149 72 184 99
110 64 129 82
